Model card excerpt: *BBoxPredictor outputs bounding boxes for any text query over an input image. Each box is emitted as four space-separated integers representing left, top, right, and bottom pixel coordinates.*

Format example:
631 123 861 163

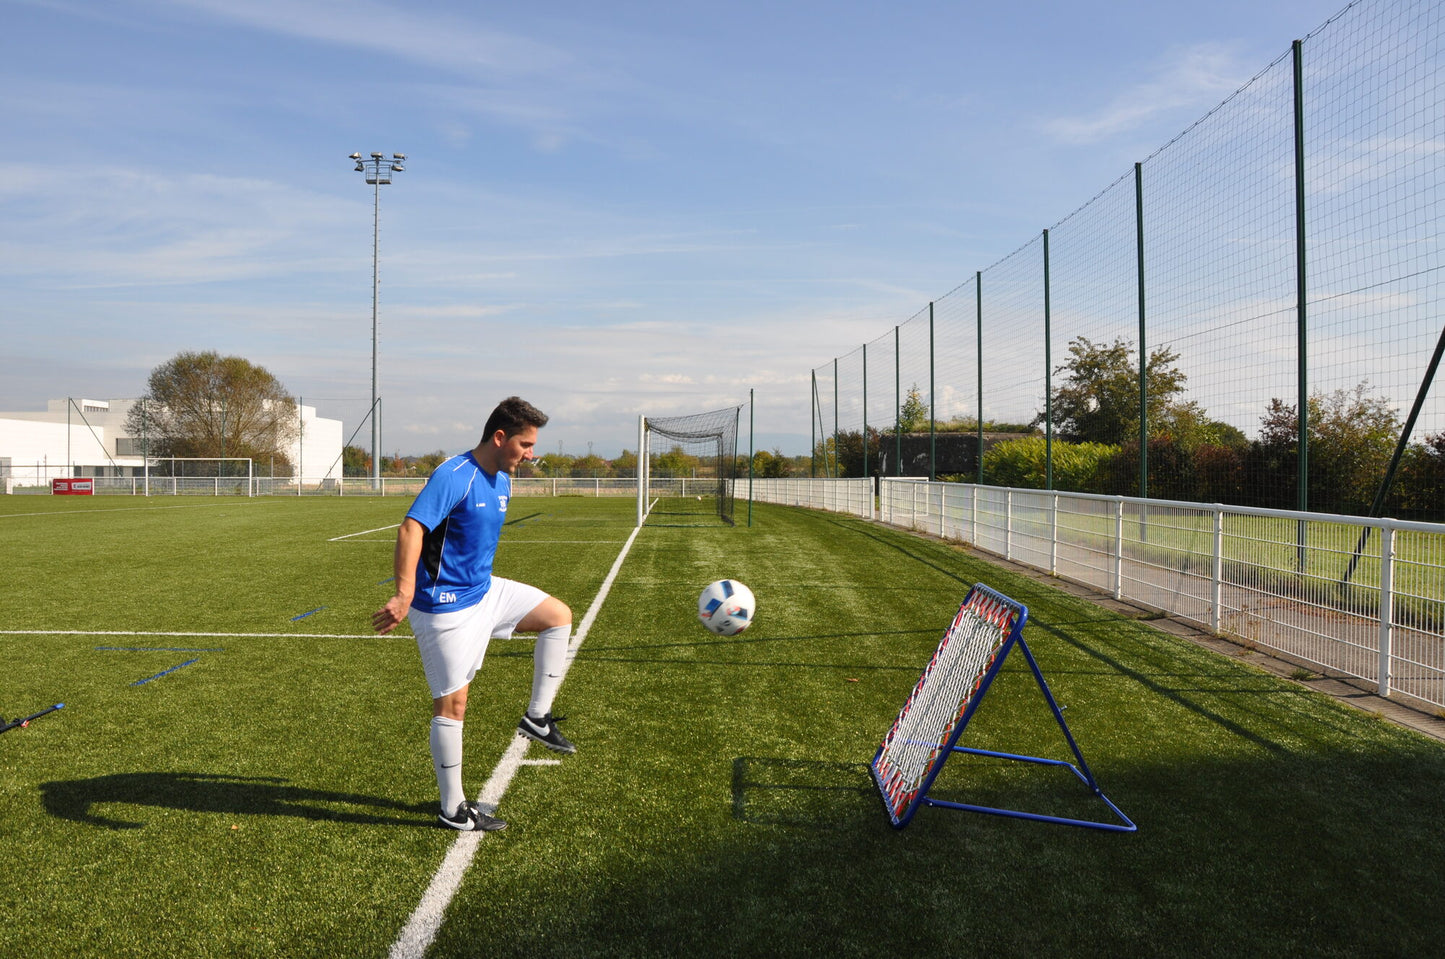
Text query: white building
0 398 344 492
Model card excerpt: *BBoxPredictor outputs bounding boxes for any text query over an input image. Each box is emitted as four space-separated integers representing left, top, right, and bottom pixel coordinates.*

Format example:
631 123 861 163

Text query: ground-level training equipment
1 703 64 735
871 584 1134 832
698 579 756 636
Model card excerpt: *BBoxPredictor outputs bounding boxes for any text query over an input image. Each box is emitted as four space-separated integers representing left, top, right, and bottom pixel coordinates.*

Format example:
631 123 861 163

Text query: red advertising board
52 478 95 496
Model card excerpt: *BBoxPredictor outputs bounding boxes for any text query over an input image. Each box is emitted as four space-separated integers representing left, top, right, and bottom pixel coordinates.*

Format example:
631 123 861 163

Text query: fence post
1377 523 1395 697
938 481 946 538
928 302 936 482
1135 161 1148 500
1043 229 1053 491
1005 489 1014 561
1050 493 1059 575
1212 506 1225 634
975 272 984 485
1113 498 1125 600
894 326 902 478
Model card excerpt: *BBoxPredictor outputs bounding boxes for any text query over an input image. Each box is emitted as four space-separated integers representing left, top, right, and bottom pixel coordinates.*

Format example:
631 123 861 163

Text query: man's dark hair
482 396 548 441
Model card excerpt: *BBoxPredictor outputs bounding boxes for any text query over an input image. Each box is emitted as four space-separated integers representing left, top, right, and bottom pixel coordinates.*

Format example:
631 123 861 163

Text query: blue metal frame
871 584 1136 833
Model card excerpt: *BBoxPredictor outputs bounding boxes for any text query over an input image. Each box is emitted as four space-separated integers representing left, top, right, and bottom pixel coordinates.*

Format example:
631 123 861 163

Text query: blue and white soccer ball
698 579 756 636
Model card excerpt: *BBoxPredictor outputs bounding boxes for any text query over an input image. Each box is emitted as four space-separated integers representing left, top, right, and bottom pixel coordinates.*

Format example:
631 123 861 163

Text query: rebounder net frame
871 583 1135 832
638 406 741 527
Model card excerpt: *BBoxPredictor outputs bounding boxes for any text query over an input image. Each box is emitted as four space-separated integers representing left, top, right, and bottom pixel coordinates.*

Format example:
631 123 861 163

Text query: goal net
638 406 741 526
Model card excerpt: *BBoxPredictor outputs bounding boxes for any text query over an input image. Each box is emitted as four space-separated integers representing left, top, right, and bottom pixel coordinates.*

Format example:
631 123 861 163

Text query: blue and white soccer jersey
404 452 547 698
406 452 510 615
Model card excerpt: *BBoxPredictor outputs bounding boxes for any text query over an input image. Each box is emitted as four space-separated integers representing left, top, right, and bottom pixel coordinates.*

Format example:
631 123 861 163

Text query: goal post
637 405 744 527
871 583 1135 832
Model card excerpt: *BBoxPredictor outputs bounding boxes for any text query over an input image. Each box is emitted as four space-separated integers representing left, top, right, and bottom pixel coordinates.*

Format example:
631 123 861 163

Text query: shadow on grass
40 771 430 830
731 758 878 828
436 746 1445 959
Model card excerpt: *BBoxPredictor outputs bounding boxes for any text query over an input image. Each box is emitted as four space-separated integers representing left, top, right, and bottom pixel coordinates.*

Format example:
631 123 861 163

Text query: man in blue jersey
372 396 574 832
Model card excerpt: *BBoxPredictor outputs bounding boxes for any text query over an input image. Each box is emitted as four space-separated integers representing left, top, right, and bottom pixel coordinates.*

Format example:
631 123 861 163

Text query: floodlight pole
350 151 406 489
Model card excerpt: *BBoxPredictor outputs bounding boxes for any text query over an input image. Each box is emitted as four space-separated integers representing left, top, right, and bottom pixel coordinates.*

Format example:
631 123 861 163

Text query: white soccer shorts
410 577 550 699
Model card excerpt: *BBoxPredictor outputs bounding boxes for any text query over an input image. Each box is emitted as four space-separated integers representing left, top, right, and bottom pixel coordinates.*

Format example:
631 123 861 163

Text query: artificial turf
3 494 1444 957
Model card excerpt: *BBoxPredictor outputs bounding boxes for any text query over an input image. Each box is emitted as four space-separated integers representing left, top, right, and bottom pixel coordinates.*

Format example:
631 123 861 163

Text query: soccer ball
698 579 756 636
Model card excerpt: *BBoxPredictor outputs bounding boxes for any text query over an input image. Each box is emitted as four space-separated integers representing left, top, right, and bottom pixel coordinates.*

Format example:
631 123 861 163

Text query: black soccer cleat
438 800 507 832
517 712 576 754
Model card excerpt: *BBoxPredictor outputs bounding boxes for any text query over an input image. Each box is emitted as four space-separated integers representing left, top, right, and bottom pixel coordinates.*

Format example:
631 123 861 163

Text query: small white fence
879 479 1445 712
21 469 1444 711
747 477 875 519
8 475 645 497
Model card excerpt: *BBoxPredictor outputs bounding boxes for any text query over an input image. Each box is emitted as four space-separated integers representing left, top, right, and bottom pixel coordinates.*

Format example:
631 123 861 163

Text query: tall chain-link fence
810 0 1445 521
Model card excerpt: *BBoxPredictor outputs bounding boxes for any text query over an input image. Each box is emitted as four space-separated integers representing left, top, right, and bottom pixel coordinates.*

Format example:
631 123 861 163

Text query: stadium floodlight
350 150 406 488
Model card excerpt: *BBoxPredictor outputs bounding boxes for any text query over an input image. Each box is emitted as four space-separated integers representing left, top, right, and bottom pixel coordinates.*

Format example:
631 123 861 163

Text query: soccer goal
637 406 743 527
871 583 1135 832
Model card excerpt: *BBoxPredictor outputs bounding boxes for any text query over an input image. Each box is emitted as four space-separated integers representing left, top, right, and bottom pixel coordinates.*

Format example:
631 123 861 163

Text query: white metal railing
7 475 647 497
748 477 875 519
879 478 1445 711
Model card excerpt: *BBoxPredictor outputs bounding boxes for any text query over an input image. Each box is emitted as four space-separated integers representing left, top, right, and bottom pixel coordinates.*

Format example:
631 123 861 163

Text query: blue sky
1 0 1353 457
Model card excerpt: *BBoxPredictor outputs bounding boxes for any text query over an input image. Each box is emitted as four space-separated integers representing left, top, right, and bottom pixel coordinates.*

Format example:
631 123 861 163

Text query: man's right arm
372 517 426 634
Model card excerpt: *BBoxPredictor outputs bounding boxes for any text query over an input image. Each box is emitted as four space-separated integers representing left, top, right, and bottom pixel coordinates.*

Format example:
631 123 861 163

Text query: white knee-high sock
430 716 465 815
528 625 571 718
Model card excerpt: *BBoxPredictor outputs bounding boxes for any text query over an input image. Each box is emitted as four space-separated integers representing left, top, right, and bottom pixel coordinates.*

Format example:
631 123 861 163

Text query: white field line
0 630 383 639
387 522 643 959
329 523 401 541
0 502 252 520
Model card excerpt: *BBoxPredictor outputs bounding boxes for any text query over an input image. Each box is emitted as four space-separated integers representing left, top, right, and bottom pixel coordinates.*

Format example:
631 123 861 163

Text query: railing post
1050 493 1059 575
1212 506 1225 634
1005 489 1014 561
1113 498 1125 600
1378 523 1395 697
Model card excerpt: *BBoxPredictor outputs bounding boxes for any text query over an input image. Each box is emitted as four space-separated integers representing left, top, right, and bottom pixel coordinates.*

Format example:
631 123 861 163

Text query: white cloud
1039 43 1255 145
158 0 574 78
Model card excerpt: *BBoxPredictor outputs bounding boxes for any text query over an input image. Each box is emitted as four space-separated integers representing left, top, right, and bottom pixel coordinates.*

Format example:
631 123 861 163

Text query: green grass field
4 494 1445 957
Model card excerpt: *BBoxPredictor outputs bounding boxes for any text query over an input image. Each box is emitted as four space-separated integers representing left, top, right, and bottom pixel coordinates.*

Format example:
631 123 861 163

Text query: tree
982 436 1117 492
751 448 790 478
411 450 450 476
533 452 574 477
613 449 638 477
1044 337 1208 447
1396 433 1445 520
652 445 700 476
1248 383 1401 515
126 351 298 475
342 445 370 477
570 454 612 477
898 384 929 432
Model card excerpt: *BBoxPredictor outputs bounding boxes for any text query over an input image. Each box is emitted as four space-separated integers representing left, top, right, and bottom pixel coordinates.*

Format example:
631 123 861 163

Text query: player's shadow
40 771 430 830
730 757 879 829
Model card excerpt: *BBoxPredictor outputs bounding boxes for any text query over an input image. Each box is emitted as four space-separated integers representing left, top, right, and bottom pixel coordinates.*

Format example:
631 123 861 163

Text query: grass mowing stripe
388 522 643 959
